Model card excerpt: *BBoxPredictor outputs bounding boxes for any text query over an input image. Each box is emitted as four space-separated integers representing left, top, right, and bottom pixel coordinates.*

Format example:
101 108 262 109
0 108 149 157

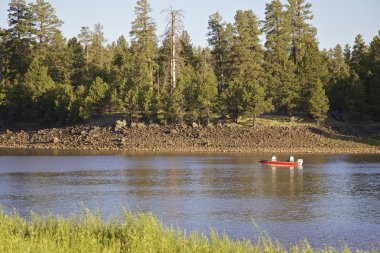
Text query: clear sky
1 0 379 50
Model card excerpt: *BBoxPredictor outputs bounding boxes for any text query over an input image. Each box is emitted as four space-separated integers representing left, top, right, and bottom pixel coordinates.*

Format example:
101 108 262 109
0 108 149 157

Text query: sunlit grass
242 116 312 127
0 208 376 253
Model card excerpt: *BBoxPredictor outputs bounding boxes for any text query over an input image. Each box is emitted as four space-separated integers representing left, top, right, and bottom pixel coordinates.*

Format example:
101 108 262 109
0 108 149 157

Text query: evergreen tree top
7 0 35 40
130 0 157 45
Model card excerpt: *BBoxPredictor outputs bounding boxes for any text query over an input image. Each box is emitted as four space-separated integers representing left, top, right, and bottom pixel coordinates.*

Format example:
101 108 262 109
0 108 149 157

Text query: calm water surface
0 149 379 250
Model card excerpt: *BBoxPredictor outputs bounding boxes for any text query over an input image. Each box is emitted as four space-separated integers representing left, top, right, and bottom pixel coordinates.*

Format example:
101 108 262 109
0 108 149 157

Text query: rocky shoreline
0 120 379 154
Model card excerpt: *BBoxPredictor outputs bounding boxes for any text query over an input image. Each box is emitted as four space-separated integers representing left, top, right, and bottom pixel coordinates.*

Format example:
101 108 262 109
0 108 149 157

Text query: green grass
0 208 377 253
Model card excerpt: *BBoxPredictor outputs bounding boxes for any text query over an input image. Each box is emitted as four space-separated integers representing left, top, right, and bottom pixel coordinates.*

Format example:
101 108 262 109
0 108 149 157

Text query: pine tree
179 31 197 69
130 0 157 87
37 83 76 123
109 35 130 104
220 10 270 122
0 29 9 83
328 44 350 85
104 87 124 115
263 0 297 114
157 36 171 92
24 57 54 102
244 75 274 126
227 64 273 126
328 73 368 121
0 81 5 107
80 77 109 119
52 83 76 123
112 36 129 69
285 0 330 117
327 44 350 116
221 77 244 122
30 0 63 58
151 88 167 124
0 79 8 123
285 0 321 118
346 73 368 120
7 0 34 42
45 32 69 83
350 34 368 78
298 36 329 115
231 10 263 76
66 37 86 87
22 57 55 119
129 0 158 121
5 75 29 119
177 64 196 123
366 31 380 120
86 23 107 80
156 37 173 123
207 12 233 91
179 49 217 125
286 0 313 66
140 84 154 121
194 49 217 125
124 86 140 123
309 79 329 123
78 26 91 68
6 0 35 80
344 34 370 120
343 44 351 65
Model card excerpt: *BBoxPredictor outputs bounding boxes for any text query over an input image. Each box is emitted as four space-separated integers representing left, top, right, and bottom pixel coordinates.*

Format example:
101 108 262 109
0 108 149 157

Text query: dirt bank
0 120 379 153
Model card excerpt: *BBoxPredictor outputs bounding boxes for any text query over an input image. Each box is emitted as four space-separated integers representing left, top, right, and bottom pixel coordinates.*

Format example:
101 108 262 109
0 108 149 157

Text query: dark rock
200 141 210 147
192 132 200 138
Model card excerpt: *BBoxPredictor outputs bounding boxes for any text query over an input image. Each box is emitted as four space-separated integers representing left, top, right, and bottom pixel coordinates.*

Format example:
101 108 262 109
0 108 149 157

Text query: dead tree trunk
170 11 177 94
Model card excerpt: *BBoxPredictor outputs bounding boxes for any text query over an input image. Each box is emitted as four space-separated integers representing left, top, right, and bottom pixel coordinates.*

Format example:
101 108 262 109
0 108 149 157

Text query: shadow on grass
308 122 380 148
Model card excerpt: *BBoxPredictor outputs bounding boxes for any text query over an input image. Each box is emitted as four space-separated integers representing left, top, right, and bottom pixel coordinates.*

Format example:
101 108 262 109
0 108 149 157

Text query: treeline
0 0 379 126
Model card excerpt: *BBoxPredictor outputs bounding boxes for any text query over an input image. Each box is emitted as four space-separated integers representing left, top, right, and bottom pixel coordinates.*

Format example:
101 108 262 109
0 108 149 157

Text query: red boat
260 156 303 167
259 160 300 167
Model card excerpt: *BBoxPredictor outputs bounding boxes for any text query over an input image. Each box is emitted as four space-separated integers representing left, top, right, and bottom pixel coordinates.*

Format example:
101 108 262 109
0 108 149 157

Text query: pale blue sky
1 0 379 50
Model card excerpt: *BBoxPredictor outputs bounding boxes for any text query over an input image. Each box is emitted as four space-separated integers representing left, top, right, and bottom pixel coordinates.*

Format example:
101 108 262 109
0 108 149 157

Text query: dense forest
0 0 379 126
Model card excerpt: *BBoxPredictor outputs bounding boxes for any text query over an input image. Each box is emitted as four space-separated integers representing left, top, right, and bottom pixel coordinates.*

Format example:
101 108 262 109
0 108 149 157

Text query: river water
0 149 379 250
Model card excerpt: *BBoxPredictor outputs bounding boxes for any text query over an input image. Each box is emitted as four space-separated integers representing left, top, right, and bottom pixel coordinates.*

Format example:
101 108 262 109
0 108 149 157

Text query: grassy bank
0 209 375 253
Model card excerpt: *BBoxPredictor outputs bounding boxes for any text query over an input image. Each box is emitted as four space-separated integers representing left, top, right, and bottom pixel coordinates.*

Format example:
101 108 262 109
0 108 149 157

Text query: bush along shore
0 208 373 253
0 119 379 153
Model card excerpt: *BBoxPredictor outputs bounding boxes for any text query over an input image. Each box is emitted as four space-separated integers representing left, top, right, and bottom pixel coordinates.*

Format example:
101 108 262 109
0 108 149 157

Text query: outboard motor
297 159 303 168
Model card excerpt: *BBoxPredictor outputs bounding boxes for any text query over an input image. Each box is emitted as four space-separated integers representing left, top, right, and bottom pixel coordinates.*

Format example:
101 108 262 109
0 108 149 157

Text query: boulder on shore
115 120 127 132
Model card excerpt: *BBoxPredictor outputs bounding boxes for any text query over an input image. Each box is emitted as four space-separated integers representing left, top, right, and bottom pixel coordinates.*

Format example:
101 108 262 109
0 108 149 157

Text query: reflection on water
0 149 379 250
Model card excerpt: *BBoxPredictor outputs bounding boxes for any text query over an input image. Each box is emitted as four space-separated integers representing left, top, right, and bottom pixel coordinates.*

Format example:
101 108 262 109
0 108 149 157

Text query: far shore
0 118 379 154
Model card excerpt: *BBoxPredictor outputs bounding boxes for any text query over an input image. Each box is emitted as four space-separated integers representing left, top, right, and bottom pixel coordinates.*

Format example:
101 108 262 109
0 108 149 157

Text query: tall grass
0 208 376 253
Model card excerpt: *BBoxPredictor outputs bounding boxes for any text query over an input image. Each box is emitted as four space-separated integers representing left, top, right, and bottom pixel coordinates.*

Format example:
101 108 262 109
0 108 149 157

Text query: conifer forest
0 0 379 126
